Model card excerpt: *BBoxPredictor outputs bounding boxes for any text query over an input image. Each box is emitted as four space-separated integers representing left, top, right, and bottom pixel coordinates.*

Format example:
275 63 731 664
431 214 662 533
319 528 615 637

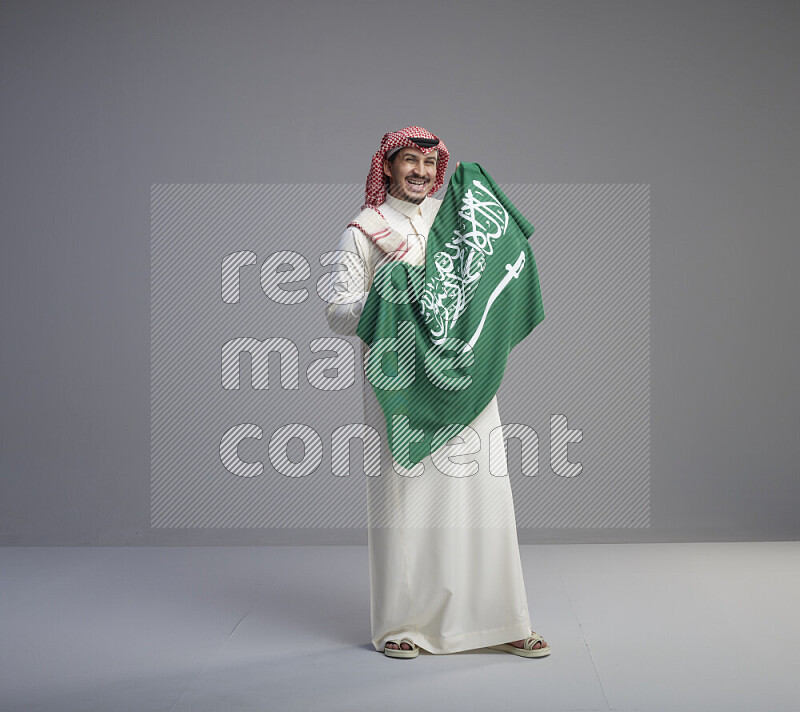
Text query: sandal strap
524 633 545 650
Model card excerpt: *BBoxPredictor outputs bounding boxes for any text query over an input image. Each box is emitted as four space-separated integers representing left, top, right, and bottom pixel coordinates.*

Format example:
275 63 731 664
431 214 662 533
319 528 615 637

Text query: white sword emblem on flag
462 250 526 353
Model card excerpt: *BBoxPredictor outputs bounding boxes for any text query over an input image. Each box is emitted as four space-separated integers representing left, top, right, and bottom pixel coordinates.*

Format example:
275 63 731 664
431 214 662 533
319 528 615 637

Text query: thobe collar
384 192 426 219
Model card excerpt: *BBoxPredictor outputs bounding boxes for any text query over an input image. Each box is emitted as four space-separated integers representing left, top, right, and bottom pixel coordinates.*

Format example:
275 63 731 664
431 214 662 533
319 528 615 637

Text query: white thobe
324 192 533 654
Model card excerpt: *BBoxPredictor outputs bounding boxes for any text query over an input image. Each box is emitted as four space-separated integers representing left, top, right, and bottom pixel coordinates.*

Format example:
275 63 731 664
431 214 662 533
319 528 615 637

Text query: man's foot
383 637 419 658
385 641 414 651
507 631 548 650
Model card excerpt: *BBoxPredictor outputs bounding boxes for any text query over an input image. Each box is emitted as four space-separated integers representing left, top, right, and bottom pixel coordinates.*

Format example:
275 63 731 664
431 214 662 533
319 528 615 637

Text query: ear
383 158 393 180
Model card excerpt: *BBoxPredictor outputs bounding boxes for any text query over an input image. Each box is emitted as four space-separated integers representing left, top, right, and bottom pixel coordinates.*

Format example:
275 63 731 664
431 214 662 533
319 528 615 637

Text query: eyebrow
403 152 437 161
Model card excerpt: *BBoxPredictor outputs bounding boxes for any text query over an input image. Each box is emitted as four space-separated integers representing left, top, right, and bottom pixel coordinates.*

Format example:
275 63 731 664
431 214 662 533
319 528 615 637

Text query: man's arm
320 227 372 337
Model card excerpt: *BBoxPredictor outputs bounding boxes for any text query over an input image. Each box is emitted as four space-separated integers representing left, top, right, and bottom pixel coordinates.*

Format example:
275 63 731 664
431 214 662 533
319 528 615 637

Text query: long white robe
324 192 533 654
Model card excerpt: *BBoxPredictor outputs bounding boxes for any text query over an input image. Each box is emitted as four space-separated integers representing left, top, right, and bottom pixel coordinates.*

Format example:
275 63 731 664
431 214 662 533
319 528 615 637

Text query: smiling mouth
406 178 428 188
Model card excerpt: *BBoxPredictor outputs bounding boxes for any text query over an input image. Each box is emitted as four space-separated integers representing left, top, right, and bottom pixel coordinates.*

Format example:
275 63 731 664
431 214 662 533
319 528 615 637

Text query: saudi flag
355 162 545 470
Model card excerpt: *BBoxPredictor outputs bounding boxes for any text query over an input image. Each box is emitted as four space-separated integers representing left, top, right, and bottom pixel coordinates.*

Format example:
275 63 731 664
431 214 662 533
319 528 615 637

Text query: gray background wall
1 0 797 545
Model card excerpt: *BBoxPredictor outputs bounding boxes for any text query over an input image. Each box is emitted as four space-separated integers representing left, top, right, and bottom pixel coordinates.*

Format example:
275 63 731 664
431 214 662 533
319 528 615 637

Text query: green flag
355 162 545 469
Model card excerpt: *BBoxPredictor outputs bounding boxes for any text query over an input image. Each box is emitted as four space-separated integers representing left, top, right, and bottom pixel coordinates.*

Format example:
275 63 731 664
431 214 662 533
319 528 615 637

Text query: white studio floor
1 542 798 712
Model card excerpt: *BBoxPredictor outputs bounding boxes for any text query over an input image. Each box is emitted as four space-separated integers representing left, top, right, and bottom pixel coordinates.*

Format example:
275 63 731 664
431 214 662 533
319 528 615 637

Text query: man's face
383 146 438 204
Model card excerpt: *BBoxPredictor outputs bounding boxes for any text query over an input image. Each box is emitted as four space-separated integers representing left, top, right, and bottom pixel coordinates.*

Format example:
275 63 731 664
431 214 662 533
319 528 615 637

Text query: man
323 126 549 659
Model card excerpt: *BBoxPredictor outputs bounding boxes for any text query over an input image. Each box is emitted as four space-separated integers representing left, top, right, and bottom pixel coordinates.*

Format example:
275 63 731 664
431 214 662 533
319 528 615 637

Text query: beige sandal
489 631 551 658
383 637 419 659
